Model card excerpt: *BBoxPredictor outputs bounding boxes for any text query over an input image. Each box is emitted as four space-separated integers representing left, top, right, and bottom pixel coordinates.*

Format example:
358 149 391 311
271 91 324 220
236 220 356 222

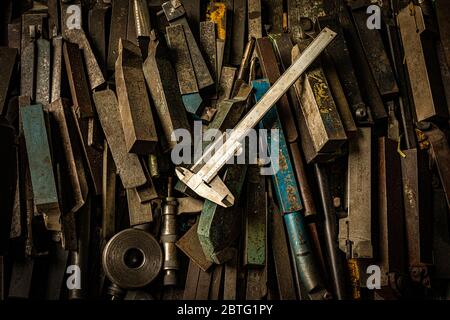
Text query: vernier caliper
175 27 337 207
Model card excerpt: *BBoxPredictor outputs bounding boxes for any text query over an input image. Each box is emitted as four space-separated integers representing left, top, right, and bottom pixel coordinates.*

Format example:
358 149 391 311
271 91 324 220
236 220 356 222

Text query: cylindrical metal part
237 37 256 81
283 212 330 300
314 163 346 300
102 228 162 289
161 197 179 286
148 153 160 179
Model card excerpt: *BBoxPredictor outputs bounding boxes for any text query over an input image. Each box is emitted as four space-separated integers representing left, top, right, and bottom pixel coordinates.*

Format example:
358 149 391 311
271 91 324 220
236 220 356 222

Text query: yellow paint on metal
207 2 227 41
348 259 361 300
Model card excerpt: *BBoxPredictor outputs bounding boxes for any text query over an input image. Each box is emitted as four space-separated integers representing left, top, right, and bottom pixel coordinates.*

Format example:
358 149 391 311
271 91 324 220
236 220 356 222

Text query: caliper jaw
175 167 235 208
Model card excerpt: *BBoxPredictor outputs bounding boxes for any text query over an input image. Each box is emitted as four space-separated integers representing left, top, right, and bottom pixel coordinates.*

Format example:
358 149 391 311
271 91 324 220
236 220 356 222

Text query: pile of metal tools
0 0 449 300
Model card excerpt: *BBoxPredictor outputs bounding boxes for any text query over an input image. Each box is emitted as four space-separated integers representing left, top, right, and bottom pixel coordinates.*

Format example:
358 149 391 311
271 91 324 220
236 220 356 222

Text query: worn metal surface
183 259 201 299
217 66 236 102
293 41 347 154
314 163 346 299
398 4 449 122
107 0 128 71
339 127 373 259
115 39 158 154
253 80 302 213
126 188 153 226
63 41 94 118
88 3 108 73
231 0 246 65
401 148 433 267
195 268 212 300
20 28 35 99
47 99 88 214
20 104 61 231
350 6 398 100
207 2 227 82
231 38 255 97
244 166 266 266
436 0 450 68
102 228 163 289
197 165 247 263
143 35 190 152
133 0 151 37
162 0 214 89
92 89 147 189
223 248 238 300
339 5 387 123
256 37 298 143
51 36 63 102
270 200 296 300
0 47 17 115
378 137 406 288
432 187 450 278
321 51 357 137
102 142 116 242
65 29 105 90
176 222 213 272
426 127 450 208
209 264 224 299
8 258 34 298
262 0 283 33
166 24 202 114
248 0 263 39
8 22 21 50
317 16 371 125
200 21 217 84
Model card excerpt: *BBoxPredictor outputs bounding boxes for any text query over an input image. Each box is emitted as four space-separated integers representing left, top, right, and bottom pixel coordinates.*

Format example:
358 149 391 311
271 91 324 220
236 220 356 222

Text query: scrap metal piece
51 36 63 102
166 24 202 114
200 21 217 84
230 0 246 65
377 137 406 292
292 41 347 155
63 41 94 118
197 165 247 264
256 37 298 143
0 48 17 115
207 2 227 82
183 259 201 299
115 38 158 154
314 163 346 299
231 38 255 97
350 4 398 100
223 248 238 300
397 4 449 122
162 0 214 89
102 141 116 242
126 188 153 226
65 29 106 90
426 126 450 208
218 66 237 101
339 127 373 259
317 15 372 125
102 228 163 289
107 0 129 71
244 166 266 267
133 0 151 37
402 148 433 274
176 28 337 206
47 99 88 214
88 2 109 73
143 33 190 152
20 104 61 231
436 0 450 67
92 89 147 189
270 200 296 300
248 0 263 39
176 222 213 272
20 26 36 99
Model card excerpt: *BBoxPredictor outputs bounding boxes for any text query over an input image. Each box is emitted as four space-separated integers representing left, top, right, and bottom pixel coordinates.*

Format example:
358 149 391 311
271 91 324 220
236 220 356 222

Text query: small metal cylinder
161 197 179 286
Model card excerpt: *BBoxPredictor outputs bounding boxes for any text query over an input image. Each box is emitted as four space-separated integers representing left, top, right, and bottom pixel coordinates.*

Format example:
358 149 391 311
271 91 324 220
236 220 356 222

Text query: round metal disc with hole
102 228 162 289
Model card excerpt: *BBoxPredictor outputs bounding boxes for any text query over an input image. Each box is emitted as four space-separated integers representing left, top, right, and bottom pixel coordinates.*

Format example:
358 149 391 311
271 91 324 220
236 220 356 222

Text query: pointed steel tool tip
175 167 235 207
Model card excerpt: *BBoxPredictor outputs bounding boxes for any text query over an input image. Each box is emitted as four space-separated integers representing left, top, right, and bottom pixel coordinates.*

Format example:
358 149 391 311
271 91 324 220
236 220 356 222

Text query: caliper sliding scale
176 28 337 207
